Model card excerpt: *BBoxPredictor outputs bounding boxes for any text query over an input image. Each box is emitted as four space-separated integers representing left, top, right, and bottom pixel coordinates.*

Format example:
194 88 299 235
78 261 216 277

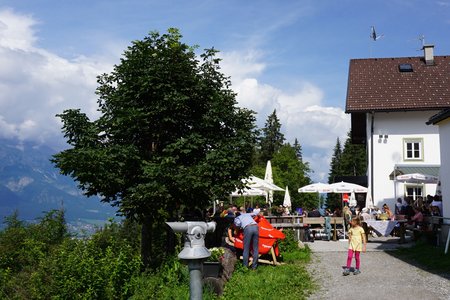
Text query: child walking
343 216 366 275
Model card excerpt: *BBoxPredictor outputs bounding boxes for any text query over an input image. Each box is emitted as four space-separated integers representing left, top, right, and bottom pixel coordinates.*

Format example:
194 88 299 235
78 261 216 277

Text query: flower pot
203 261 222 278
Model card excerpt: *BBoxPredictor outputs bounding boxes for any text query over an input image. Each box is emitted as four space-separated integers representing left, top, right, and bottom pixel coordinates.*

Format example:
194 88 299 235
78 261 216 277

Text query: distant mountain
0 138 117 230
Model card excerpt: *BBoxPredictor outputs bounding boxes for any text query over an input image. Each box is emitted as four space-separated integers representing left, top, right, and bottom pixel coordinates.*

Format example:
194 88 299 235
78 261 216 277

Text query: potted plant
203 247 224 278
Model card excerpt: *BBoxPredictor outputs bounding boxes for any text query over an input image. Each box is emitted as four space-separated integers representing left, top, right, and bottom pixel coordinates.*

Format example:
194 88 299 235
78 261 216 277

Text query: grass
214 246 315 300
394 241 450 274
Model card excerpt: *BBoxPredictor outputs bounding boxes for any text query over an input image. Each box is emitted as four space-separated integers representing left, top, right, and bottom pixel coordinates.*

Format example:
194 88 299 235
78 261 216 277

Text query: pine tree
259 110 285 163
340 131 367 176
328 138 342 183
327 137 342 209
293 138 303 162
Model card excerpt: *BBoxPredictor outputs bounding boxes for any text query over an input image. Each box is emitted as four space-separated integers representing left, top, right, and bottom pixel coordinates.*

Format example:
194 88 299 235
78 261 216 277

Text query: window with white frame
406 186 423 199
403 138 423 160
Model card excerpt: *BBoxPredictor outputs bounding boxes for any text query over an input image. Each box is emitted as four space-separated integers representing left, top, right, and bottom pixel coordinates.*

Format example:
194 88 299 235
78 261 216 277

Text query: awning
389 166 440 180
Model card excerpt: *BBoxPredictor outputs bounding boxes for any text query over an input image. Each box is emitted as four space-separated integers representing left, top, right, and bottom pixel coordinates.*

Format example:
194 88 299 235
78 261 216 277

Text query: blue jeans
243 224 259 269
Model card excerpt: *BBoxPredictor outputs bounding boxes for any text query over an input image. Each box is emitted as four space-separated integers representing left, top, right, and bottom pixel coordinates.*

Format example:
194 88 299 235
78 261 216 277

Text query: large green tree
327 132 367 209
327 137 343 209
52 29 257 268
340 131 367 176
271 144 313 209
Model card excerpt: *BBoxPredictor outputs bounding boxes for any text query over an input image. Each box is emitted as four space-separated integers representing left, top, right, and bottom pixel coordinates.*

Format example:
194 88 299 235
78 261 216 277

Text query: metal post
187 260 203 300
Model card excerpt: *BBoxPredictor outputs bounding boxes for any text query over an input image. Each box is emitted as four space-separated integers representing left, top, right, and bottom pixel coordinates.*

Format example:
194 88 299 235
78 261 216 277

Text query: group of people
215 203 263 270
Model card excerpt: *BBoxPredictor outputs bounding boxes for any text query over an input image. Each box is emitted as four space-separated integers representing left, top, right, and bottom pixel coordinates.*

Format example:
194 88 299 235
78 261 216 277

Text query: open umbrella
230 187 266 197
329 181 368 193
298 182 332 210
247 176 284 192
298 182 333 193
245 175 284 206
283 186 291 208
396 173 439 184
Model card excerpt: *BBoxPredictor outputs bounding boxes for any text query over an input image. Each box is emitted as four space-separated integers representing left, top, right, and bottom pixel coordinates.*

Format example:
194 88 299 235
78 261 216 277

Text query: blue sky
0 0 449 182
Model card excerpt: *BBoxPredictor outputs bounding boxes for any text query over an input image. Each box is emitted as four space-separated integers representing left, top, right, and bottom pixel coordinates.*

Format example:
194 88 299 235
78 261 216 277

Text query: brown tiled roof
346 55 450 112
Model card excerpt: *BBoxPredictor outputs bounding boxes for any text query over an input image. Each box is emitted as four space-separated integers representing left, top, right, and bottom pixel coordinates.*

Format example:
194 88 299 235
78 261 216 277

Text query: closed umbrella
283 186 291 209
365 187 374 209
264 161 274 203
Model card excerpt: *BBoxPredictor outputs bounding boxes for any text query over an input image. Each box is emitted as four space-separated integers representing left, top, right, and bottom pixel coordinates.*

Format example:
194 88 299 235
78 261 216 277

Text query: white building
427 109 450 221
345 45 450 210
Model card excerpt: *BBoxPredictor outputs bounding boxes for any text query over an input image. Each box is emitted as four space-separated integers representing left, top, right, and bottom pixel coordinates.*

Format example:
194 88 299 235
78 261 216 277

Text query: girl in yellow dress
343 217 367 275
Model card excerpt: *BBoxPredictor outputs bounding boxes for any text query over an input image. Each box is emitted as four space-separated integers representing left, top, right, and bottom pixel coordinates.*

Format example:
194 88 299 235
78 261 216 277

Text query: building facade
346 45 450 209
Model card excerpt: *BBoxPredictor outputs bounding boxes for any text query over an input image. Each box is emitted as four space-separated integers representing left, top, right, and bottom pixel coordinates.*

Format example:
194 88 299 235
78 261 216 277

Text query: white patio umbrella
245 175 284 206
349 192 357 207
283 186 292 208
264 160 274 203
230 187 266 197
230 186 266 207
364 187 374 209
298 182 333 193
329 181 368 193
396 173 439 184
298 182 333 210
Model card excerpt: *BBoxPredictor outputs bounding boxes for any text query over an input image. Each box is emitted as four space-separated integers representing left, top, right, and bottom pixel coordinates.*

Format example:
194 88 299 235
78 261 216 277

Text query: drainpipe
370 112 374 202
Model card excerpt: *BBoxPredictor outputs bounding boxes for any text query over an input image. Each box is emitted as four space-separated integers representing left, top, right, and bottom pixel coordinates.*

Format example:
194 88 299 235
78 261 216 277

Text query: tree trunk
141 215 153 269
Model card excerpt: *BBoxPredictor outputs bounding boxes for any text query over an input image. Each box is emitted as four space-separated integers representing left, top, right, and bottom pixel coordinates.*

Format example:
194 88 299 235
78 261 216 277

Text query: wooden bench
302 217 344 241
265 216 344 241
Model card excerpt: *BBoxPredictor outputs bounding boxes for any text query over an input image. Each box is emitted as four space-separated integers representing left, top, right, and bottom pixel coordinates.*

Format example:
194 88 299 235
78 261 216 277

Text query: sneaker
353 269 361 275
342 268 350 276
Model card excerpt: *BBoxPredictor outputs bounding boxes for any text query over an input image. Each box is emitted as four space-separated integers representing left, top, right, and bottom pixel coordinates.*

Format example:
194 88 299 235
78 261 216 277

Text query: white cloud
0 9 350 182
0 9 114 148
221 49 350 182
0 8 37 50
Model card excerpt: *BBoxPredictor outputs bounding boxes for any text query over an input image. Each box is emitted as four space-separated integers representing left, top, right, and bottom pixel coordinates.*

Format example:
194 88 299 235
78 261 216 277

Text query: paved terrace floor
305 236 450 300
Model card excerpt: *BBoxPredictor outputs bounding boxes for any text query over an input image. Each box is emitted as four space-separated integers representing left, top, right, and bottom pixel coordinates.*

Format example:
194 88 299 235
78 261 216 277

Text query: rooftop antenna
416 34 426 51
370 26 384 41
369 26 384 57
418 34 425 46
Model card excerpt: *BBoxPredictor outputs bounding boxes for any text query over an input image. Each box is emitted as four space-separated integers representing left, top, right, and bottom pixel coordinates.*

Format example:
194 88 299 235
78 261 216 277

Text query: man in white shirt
234 213 259 269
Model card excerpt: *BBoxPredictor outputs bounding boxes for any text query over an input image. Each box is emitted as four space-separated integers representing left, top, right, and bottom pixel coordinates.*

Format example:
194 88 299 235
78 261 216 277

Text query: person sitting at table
395 198 403 215
431 205 441 217
333 207 342 217
371 206 381 219
360 208 372 222
410 207 424 228
382 203 394 220
431 195 443 217
343 206 352 231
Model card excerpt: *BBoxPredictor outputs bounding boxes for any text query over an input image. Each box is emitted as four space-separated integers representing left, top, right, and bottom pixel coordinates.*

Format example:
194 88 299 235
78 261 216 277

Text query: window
406 186 423 202
403 138 423 160
399 63 413 72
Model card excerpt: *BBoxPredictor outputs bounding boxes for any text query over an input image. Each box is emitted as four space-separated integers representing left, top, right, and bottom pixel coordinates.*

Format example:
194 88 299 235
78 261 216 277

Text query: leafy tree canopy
52 28 257 266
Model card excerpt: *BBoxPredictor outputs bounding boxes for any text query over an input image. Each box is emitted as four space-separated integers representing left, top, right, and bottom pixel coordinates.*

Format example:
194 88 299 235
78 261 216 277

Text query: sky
0 0 449 182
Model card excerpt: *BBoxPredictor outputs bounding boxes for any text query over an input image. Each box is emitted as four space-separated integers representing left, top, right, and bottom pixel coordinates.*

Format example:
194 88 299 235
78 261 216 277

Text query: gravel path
306 240 450 300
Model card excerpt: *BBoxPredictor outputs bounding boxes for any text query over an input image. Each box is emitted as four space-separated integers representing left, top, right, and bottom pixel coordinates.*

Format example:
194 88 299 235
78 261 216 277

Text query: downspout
370 112 374 202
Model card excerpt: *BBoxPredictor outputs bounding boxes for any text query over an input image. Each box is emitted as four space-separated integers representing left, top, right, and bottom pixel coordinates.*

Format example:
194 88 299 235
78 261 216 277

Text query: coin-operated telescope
166 221 216 300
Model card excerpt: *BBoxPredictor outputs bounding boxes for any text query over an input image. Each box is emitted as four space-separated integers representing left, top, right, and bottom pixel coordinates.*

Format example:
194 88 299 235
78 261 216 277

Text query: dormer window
399 63 413 72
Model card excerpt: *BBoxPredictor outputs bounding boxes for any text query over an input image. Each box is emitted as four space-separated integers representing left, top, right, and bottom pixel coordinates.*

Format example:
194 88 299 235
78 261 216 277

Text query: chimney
423 44 434 65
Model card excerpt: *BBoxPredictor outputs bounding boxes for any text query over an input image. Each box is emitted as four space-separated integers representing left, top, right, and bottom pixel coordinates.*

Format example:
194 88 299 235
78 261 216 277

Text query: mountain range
0 138 117 231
